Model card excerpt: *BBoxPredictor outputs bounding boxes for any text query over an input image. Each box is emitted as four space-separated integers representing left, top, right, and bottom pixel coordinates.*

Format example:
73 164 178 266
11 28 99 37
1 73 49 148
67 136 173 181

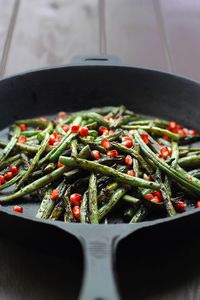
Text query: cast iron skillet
1 55 200 300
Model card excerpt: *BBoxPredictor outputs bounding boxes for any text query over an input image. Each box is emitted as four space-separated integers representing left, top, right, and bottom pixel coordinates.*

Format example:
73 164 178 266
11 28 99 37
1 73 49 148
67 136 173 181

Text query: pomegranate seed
127 170 135 176
50 189 59 201
188 176 192 181
101 139 111 149
53 141 60 146
18 136 27 143
108 130 114 134
4 172 13 181
122 139 133 148
57 162 64 168
189 129 198 135
122 136 132 141
181 128 189 136
48 134 56 145
0 176 5 185
19 124 27 131
140 134 149 144
107 150 118 157
145 193 153 200
174 201 186 212
71 125 80 133
153 191 163 200
58 111 67 117
91 150 101 160
72 206 80 219
99 126 108 134
160 147 169 159
168 121 176 130
70 193 82 206
62 124 70 133
125 155 133 166
162 135 170 141
9 166 18 176
79 127 89 137
129 130 134 136
52 131 58 138
57 117 63 123
103 116 110 120
102 130 109 135
195 201 200 208
13 205 23 213
158 141 163 146
143 173 152 181
151 196 161 203
167 147 172 156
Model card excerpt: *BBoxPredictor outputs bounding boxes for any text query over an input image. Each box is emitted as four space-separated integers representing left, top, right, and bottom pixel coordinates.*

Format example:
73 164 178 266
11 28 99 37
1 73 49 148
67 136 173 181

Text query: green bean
80 191 89 224
170 141 179 168
0 166 67 203
59 156 160 190
178 155 200 168
111 142 153 174
122 125 179 141
89 173 98 224
129 204 149 223
71 139 78 157
49 200 64 220
0 126 20 162
122 194 141 205
15 133 50 190
98 187 127 221
134 130 200 195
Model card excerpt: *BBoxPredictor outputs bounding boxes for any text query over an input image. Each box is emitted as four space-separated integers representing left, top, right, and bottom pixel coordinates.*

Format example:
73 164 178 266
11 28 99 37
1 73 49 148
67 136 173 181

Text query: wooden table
1 0 200 81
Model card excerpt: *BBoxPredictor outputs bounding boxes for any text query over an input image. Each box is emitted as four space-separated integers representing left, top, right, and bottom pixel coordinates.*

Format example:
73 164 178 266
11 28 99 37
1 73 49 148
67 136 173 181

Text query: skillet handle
70 55 122 66
79 235 120 300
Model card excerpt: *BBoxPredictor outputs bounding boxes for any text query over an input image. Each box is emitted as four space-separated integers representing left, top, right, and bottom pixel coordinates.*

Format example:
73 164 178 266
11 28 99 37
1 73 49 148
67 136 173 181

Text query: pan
0 55 200 300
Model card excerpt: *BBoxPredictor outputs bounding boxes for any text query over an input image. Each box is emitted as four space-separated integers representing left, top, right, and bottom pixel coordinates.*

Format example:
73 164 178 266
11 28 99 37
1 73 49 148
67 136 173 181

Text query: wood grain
160 0 200 81
0 0 15 69
5 0 99 75
105 0 169 71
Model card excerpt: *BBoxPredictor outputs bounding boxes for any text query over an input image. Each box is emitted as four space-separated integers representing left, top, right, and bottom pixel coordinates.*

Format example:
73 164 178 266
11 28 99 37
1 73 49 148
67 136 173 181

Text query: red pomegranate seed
181 128 189 136
48 134 56 145
160 147 169 159
108 130 114 134
19 124 27 131
122 139 133 148
151 196 161 203
125 155 133 166
57 162 64 168
103 116 110 120
195 201 200 208
79 127 89 137
189 129 197 135
145 193 153 200
50 189 59 201
99 126 108 135
52 131 58 138
174 201 186 211
62 124 69 133
18 136 27 143
53 141 60 146
153 191 163 200
129 130 134 136
127 170 135 176
143 173 152 181
168 121 176 130
57 117 63 123
91 150 101 160
107 150 118 157
140 134 149 144
71 125 80 133
158 141 163 146
58 111 67 117
0 176 5 185
72 206 80 219
13 205 23 213
9 166 18 176
4 172 13 181
167 147 172 156
38 117 47 122
101 139 111 149
188 176 192 181
70 193 82 206
162 135 170 141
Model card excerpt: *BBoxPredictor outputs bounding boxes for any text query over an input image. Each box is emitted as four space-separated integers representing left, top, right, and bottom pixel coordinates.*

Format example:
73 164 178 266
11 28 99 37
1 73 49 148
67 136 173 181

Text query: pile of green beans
0 105 200 223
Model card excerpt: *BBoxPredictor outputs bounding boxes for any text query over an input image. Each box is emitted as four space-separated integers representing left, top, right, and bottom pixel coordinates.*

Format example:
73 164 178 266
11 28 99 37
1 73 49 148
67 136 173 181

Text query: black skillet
0 55 200 300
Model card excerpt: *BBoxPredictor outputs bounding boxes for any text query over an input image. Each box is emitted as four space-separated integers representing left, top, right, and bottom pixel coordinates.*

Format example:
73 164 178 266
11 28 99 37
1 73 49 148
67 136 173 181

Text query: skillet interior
1 64 200 299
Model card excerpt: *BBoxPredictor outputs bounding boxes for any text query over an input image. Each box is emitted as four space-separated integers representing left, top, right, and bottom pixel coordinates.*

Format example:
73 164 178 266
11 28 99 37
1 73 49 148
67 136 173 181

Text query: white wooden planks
5 0 99 75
